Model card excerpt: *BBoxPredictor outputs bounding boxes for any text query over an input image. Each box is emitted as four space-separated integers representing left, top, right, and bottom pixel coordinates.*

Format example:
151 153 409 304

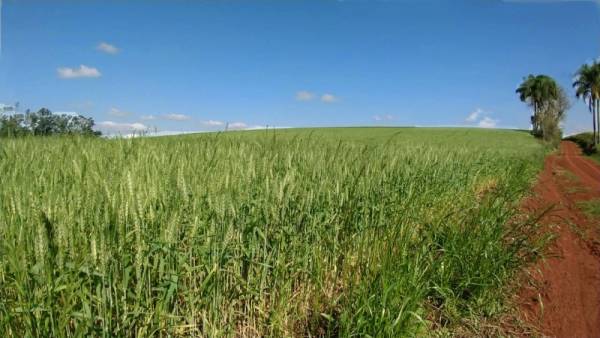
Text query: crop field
0 128 546 337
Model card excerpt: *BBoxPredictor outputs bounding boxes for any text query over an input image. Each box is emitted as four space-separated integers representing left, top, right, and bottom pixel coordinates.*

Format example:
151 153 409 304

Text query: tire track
519 141 600 338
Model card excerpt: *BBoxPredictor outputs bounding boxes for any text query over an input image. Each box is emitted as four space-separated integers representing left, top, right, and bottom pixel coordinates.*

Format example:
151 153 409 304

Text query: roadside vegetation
577 199 600 220
0 128 546 337
564 132 598 155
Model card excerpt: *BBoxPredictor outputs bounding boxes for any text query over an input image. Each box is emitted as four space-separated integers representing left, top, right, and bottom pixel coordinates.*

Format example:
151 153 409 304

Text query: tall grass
0 129 545 336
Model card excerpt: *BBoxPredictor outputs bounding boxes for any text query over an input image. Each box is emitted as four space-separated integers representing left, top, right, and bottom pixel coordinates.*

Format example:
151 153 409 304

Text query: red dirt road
520 141 600 337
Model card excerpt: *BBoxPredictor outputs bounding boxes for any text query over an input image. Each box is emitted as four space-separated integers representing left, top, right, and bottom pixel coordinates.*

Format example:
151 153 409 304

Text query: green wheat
0 128 546 337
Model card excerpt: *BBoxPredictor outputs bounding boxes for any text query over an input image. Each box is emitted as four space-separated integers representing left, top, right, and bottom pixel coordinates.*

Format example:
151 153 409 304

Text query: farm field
0 127 547 336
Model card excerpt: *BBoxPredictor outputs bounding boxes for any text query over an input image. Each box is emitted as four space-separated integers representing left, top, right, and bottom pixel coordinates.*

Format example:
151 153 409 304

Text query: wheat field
0 128 546 337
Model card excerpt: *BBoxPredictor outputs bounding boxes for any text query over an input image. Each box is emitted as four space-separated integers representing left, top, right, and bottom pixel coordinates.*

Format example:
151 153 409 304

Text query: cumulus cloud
373 114 395 121
162 113 191 121
245 125 268 130
478 117 499 128
321 93 338 103
108 107 132 117
228 122 248 130
57 65 101 79
296 90 315 101
202 120 225 127
140 113 191 122
97 121 148 133
465 108 483 122
199 121 281 131
96 42 119 54
465 108 499 128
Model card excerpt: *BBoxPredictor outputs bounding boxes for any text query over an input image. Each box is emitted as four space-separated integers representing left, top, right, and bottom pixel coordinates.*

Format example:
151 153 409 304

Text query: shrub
565 132 597 155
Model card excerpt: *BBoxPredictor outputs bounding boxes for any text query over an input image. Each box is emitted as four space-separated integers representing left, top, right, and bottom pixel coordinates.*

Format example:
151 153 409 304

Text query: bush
540 114 562 148
565 132 597 155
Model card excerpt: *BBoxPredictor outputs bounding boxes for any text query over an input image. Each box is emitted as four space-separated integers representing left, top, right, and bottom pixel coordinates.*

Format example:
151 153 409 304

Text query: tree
0 113 28 137
67 114 97 135
539 85 570 147
573 62 600 145
0 107 101 137
516 74 559 137
27 108 54 136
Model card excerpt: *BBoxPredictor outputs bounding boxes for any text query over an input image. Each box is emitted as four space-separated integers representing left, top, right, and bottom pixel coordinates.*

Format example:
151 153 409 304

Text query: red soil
519 141 600 337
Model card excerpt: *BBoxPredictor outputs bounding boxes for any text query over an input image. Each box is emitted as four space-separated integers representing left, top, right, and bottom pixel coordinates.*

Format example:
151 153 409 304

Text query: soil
519 141 600 337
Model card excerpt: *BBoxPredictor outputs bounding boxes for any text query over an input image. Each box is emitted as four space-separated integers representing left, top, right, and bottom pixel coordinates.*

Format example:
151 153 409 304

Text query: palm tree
516 75 536 132
516 74 559 137
573 62 600 145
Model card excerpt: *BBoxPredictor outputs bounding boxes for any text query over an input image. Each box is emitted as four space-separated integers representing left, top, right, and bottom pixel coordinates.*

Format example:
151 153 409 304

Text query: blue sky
0 0 599 135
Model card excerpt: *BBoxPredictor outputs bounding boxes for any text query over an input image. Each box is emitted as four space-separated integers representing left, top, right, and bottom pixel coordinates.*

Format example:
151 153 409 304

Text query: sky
0 0 599 135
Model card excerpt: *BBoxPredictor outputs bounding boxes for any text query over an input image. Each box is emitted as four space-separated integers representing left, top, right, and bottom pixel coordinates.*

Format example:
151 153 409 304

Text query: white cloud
245 125 268 130
162 113 191 121
0 103 16 113
321 93 338 103
373 114 395 121
465 108 499 128
228 122 248 130
202 120 225 126
466 108 483 122
96 42 119 55
296 91 339 103
139 113 191 122
97 121 148 133
108 107 132 117
54 111 80 117
103 130 206 139
57 65 101 79
478 117 498 128
296 90 315 101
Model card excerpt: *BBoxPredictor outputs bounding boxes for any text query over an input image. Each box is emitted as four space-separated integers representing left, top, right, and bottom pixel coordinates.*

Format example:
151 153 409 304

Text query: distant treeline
0 108 100 137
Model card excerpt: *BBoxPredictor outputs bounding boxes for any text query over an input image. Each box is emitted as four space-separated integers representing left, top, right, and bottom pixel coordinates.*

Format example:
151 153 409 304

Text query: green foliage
573 62 600 145
0 128 546 336
516 74 566 142
577 199 600 219
0 114 29 137
565 132 597 155
0 108 100 137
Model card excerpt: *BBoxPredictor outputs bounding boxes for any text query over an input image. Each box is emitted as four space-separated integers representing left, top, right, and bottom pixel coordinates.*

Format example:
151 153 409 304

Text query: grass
577 199 600 219
556 168 579 183
563 132 600 165
0 127 546 336
564 132 598 160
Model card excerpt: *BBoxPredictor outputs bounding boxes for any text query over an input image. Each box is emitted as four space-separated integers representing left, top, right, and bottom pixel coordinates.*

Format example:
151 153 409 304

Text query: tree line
0 108 100 137
517 61 600 148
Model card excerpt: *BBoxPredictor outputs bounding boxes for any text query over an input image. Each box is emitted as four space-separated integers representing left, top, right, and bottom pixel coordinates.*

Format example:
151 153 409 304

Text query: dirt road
520 141 600 337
